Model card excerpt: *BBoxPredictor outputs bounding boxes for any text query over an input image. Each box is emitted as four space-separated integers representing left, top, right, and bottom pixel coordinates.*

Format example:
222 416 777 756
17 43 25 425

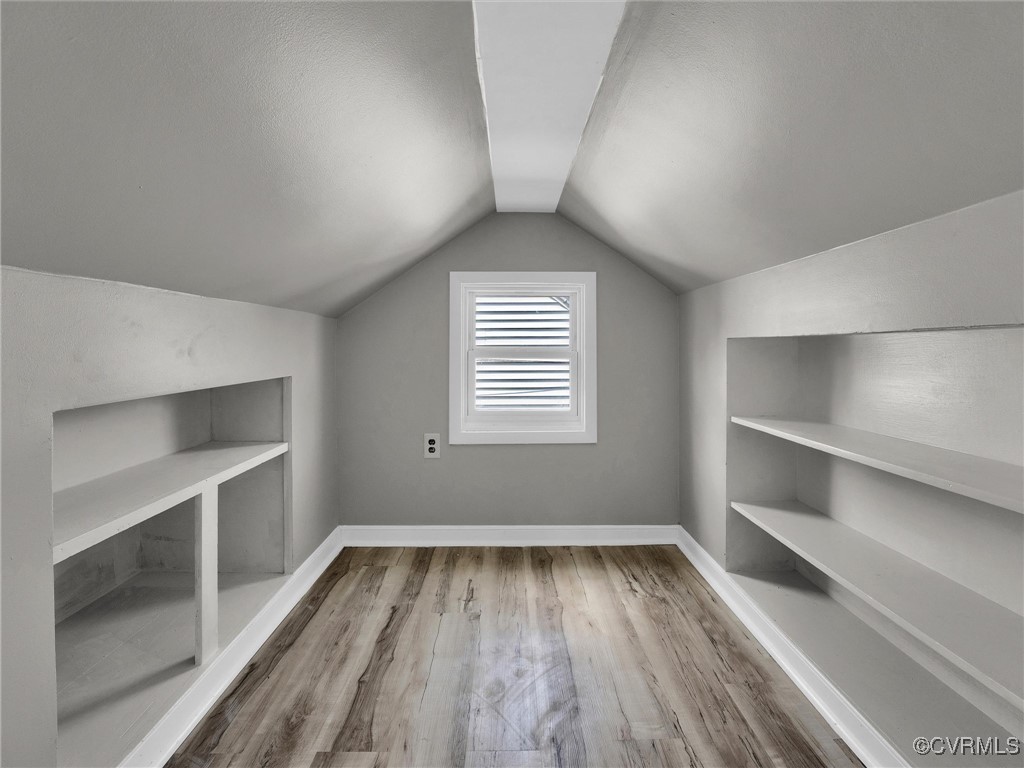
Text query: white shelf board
731 570 1019 768
731 417 1024 513
53 441 288 564
56 570 289 768
731 499 1024 715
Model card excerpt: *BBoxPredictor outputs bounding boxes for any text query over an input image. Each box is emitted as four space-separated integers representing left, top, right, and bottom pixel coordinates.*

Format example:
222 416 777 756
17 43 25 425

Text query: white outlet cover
424 433 441 459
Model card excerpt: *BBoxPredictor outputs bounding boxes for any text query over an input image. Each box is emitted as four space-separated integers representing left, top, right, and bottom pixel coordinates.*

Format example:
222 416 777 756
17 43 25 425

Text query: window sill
449 427 597 445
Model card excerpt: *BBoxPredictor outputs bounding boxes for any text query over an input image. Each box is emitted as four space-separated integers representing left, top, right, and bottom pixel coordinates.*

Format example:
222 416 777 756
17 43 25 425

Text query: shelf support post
195 485 218 665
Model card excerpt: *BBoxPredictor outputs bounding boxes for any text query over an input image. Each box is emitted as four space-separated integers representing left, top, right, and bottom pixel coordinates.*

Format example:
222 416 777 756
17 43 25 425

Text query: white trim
340 524 679 548
472 0 627 212
119 527 346 768
673 525 906 768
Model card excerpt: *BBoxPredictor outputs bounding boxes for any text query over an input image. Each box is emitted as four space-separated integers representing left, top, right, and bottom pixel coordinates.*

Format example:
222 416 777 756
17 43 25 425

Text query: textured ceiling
4 2 1022 313
2 2 493 316
560 2 1024 292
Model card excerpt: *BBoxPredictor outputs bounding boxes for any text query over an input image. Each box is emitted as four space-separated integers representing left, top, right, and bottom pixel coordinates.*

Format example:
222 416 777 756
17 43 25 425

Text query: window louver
474 295 570 346
473 295 572 411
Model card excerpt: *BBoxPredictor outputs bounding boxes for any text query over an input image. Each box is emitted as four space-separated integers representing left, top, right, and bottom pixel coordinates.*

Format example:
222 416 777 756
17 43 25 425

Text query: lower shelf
731 499 1023 716
731 570 1020 768
56 569 290 768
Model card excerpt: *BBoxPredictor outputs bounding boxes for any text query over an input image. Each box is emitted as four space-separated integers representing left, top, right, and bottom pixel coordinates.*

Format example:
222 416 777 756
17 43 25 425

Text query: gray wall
336 213 680 526
1 267 338 766
679 190 1024 566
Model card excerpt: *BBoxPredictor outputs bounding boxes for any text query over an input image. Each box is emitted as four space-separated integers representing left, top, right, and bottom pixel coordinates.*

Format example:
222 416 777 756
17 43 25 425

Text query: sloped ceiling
1 2 493 316
560 2 1024 292
4 2 1022 314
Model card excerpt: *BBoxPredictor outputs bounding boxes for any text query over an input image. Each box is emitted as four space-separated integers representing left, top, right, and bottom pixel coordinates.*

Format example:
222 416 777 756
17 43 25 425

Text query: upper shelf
731 499 1024 713
53 441 288 564
731 417 1024 514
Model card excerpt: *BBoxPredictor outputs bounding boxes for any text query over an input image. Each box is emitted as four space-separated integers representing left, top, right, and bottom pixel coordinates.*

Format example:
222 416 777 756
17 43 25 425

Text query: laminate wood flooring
169 546 864 768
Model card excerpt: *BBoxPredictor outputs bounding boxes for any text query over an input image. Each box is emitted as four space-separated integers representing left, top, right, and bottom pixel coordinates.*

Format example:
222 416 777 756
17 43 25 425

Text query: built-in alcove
726 326 1024 766
51 378 292 767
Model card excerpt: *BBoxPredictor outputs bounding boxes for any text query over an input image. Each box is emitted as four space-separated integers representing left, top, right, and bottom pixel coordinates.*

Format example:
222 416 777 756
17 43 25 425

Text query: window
449 271 596 444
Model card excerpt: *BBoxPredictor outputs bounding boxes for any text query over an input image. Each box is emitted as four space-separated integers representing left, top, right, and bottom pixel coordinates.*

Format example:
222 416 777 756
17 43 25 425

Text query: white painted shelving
49 380 292 768
730 417 1023 513
56 570 290 768
53 441 288 564
732 570 1020 768
53 439 289 669
731 499 1024 716
726 329 1024 759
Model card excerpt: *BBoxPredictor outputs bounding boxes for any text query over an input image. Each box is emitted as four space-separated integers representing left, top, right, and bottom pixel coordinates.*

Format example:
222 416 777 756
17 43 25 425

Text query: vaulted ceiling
3 2 1022 316
561 1 1024 290
1 2 493 316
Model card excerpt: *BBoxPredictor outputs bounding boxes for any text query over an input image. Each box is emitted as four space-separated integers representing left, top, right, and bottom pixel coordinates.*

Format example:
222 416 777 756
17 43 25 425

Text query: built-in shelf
731 570 1019 768
56 569 290 768
731 499 1024 715
731 417 1024 514
53 441 288 564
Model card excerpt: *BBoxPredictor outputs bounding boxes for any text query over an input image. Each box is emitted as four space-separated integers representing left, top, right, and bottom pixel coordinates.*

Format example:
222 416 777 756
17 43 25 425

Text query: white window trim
449 271 597 444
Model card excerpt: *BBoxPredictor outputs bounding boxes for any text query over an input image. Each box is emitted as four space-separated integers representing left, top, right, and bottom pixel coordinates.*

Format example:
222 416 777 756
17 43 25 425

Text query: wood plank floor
169 546 864 768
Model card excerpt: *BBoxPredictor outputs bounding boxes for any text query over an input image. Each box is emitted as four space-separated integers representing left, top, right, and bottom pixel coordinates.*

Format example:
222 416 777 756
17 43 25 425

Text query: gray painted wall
52 390 212 492
679 190 1024 566
1 267 338 766
336 213 680 526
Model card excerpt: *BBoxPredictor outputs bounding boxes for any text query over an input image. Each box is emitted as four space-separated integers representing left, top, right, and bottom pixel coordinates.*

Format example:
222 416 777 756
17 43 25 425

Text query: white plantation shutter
474 295 570 346
473 295 572 411
474 360 571 410
450 272 596 444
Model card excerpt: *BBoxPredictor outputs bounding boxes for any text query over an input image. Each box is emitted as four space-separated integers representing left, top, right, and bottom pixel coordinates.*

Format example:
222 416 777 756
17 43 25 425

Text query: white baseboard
673 526 905 768
338 524 682 547
119 526 346 768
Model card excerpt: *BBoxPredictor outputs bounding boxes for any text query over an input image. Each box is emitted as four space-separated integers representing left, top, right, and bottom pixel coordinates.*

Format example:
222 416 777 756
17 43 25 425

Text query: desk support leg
195 486 218 665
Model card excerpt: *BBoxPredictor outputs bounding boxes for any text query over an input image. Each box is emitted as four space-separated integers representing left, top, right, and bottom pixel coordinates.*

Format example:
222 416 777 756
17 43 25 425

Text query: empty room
2 2 1022 767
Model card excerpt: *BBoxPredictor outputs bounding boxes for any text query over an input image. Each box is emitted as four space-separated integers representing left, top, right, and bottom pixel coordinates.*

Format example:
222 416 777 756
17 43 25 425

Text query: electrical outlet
424 433 441 459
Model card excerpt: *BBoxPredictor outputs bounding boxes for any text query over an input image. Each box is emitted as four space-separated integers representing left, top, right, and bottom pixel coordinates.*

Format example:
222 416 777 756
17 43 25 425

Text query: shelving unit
56 570 290 768
732 499 1024 713
53 439 287 667
726 328 1024 760
731 417 1023 513
53 441 288 564
50 378 293 768
731 571 1021 768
